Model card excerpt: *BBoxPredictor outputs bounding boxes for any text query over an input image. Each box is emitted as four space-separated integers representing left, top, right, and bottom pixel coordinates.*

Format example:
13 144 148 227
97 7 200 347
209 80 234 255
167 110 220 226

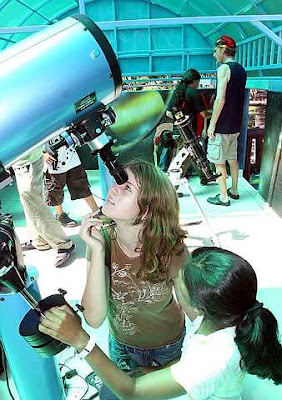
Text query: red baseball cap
215 35 236 50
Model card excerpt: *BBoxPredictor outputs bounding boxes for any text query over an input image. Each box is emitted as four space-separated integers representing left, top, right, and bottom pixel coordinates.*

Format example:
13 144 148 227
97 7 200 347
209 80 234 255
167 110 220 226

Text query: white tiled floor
0 171 282 400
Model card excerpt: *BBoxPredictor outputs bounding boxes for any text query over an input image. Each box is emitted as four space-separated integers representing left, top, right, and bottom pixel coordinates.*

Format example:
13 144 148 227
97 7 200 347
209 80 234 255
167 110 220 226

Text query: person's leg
207 134 230 206
14 159 50 250
84 195 98 212
227 159 239 195
45 171 77 227
66 165 98 212
44 170 65 210
54 204 64 216
207 163 230 205
215 163 228 200
226 133 240 198
15 157 73 251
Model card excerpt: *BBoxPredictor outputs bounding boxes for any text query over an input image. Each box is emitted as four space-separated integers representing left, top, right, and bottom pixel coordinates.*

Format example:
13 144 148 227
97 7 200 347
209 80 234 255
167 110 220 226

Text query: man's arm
208 64 230 138
199 110 210 138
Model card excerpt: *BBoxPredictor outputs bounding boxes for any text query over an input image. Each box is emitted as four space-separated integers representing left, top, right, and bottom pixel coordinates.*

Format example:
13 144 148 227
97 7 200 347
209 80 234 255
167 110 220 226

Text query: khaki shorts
207 132 239 164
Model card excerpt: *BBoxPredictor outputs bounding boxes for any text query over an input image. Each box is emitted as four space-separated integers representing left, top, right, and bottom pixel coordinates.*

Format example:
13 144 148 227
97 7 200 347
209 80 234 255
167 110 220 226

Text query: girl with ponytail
183 247 282 387
168 69 202 114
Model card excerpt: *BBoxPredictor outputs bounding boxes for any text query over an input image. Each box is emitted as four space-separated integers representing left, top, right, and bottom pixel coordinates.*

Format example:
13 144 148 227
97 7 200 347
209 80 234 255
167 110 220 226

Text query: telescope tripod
168 145 221 248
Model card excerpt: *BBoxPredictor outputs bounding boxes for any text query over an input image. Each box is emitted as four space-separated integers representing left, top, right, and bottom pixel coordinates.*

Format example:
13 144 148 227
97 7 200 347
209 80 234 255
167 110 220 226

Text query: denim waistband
109 328 186 351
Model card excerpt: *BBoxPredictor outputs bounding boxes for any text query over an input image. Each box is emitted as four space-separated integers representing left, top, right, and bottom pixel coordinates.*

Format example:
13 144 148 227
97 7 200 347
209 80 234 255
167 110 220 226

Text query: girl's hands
79 212 106 252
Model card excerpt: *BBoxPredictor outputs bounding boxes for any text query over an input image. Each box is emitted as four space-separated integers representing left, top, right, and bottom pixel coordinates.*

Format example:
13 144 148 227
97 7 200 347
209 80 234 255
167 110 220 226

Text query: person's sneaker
54 244 75 268
227 188 240 200
56 213 78 227
207 194 230 206
200 177 208 186
21 240 51 251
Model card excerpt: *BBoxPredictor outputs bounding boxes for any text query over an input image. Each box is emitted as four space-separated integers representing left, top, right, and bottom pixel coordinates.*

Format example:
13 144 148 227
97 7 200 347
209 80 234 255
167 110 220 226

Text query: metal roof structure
0 1 281 85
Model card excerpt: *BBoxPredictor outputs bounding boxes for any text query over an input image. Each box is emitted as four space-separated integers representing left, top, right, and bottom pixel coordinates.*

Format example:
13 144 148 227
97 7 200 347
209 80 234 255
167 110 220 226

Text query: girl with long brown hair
79 160 194 399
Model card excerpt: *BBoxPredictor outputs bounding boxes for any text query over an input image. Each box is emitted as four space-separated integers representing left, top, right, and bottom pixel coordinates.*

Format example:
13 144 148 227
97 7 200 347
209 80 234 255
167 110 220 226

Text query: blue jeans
99 330 185 400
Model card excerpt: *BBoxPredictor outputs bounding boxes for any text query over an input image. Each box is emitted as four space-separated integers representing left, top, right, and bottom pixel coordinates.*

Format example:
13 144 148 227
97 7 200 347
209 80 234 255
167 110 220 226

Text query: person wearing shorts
44 144 98 227
207 132 239 167
207 35 246 206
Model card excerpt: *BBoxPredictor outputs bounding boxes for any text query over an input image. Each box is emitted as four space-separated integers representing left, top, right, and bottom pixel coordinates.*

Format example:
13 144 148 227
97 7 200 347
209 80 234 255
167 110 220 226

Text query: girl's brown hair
126 160 187 282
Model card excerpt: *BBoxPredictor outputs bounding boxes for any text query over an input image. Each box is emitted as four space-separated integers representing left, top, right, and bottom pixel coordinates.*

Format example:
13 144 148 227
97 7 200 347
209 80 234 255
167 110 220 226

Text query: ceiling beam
251 21 282 46
203 0 265 38
0 14 281 34
78 0 86 14
253 2 274 28
96 14 282 29
210 0 246 38
16 0 52 23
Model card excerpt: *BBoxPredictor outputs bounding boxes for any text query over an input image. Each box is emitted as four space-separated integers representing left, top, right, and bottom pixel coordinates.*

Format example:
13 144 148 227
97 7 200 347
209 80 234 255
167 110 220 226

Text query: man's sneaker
200 177 208 186
207 194 230 206
54 244 75 268
56 213 78 227
227 188 240 200
21 240 51 251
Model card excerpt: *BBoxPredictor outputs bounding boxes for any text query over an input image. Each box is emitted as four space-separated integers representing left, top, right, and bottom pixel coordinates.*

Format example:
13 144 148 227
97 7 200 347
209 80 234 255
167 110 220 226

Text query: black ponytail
235 305 282 385
184 247 282 386
167 69 201 112
167 80 187 112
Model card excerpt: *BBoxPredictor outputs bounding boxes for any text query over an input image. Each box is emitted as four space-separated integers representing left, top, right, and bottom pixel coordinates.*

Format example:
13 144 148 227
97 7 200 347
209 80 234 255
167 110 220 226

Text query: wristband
77 335 96 359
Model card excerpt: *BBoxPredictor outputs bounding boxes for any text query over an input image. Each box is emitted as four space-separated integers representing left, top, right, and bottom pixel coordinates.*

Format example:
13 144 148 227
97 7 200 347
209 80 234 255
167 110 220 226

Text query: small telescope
169 111 221 183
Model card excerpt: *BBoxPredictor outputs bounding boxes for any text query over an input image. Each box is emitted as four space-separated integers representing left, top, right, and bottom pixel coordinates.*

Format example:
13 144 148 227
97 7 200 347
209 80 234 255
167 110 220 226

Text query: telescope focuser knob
175 111 184 120
75 303 85 313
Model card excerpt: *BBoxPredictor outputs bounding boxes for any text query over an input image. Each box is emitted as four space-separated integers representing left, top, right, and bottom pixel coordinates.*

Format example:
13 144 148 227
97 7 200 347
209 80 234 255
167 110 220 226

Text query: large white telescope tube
0 14 122 167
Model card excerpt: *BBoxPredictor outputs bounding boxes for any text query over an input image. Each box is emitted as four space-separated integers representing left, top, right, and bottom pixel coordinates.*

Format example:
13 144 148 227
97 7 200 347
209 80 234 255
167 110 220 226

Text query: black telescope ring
73 14 122 99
